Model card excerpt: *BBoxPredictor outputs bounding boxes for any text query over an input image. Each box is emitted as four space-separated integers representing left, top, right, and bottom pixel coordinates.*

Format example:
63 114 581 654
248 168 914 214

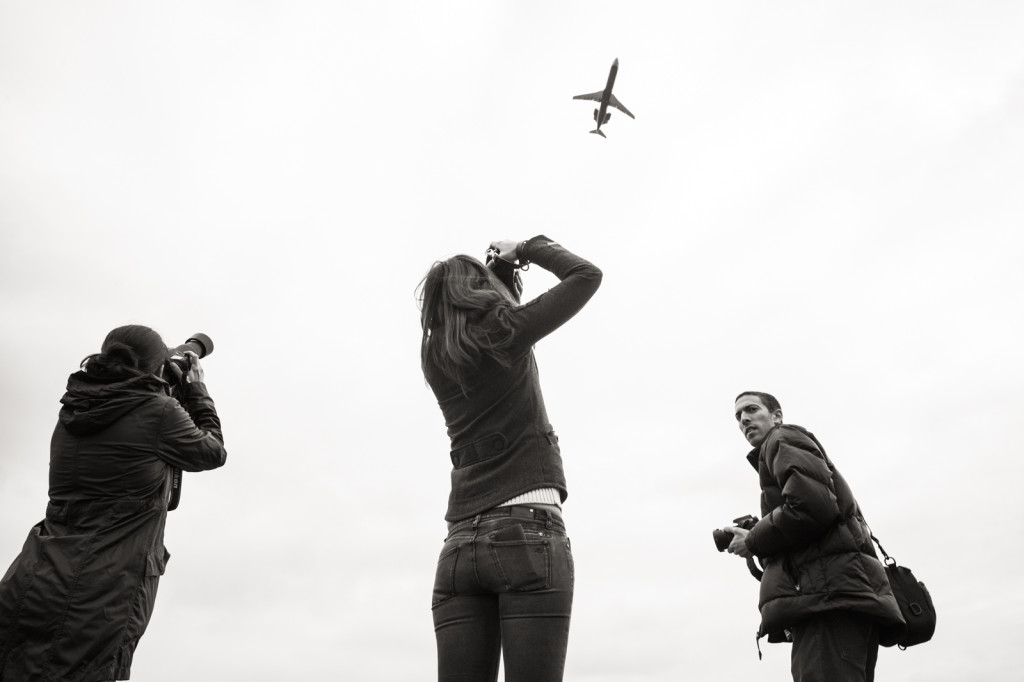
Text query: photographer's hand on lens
182 351 204 384
725 527 753 558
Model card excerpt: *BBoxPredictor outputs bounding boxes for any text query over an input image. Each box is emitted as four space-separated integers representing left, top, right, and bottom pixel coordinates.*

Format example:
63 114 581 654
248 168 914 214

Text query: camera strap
746 556 763 581
167 467 182 511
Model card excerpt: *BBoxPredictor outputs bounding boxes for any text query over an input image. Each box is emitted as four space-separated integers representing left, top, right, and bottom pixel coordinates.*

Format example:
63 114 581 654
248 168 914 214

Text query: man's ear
772 409 783 425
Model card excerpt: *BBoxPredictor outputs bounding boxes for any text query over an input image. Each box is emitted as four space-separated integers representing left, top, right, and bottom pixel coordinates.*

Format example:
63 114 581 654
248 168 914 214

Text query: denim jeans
431 506 574 682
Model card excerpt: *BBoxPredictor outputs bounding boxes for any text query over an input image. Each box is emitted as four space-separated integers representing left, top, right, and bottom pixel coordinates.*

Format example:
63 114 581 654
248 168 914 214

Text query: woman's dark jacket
424 236 602 522
0 371 226 681
744 424 904 641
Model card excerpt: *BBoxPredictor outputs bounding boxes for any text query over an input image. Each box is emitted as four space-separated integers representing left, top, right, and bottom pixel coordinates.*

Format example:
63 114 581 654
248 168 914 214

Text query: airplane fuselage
595 60 619 132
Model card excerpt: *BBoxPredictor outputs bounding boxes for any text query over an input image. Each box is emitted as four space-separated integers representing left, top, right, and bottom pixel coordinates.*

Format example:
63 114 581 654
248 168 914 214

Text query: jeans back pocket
488 523 550 592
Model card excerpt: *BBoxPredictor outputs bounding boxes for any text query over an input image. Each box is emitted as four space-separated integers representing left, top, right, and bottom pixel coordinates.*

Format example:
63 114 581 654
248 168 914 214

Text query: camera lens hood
185 333 214 358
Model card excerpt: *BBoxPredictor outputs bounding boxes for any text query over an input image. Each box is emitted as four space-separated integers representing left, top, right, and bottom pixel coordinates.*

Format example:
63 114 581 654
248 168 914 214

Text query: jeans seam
470 514 482 588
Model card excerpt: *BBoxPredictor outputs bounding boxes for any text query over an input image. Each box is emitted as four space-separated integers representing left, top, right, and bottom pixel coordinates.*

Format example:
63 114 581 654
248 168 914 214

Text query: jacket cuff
523 234 554 263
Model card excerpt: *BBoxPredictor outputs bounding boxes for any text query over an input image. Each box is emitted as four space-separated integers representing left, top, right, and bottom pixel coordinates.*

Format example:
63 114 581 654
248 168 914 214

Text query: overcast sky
2 2 1022 680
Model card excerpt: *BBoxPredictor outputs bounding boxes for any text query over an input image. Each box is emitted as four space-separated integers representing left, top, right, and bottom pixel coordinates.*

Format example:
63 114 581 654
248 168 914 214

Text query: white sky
1 2 1022 680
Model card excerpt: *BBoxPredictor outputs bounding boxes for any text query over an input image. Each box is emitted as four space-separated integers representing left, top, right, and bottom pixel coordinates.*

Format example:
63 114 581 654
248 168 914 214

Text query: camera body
164 333 214 386
713 514 759 552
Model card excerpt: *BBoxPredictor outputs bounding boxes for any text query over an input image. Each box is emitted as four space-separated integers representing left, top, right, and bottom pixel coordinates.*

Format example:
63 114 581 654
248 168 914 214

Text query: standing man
724 391 904 682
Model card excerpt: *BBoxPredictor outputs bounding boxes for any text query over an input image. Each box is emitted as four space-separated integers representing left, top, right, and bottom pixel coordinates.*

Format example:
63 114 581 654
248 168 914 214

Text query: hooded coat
0 371 226 681
744 424 904 642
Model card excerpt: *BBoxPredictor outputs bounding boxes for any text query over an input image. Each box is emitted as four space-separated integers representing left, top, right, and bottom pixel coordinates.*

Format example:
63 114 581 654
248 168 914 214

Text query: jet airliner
573 58 635 138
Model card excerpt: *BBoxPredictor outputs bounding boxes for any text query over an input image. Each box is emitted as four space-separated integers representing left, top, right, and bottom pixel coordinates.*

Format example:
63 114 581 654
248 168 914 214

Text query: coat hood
58 371 169 436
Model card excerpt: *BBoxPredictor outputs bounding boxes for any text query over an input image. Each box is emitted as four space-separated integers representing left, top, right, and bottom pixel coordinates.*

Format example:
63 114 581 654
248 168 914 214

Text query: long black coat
0 372 226 681
744 424 904 641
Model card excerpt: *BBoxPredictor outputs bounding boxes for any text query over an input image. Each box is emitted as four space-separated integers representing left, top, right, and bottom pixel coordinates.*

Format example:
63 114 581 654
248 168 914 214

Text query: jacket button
494 439 504 451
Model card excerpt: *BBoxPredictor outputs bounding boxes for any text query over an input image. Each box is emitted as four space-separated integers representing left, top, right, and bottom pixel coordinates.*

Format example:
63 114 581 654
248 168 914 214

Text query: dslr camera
165 333 214 387
713 514 759 552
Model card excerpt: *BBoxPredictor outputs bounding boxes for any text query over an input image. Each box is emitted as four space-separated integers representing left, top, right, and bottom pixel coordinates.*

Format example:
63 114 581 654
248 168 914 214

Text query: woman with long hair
0 324 227 682
418 236 601 681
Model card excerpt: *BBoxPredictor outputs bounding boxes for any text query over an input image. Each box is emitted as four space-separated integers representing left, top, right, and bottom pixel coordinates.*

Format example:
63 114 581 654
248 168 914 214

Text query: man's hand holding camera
724 526 753 558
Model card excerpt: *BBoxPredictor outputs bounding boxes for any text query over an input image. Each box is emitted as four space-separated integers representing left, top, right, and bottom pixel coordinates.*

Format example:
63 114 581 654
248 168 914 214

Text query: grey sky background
1 2 1022 680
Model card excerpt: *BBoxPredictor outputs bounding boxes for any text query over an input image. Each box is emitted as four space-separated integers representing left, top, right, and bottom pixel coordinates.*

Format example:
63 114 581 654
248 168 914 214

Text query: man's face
734 395 782 447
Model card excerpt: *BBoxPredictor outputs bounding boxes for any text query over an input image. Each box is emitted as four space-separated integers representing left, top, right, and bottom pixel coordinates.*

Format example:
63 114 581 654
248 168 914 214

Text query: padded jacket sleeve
745 432 842 557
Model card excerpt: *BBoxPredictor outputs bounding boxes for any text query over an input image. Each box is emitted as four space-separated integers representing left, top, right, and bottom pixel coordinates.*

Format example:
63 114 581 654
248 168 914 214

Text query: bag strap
870 533 896 567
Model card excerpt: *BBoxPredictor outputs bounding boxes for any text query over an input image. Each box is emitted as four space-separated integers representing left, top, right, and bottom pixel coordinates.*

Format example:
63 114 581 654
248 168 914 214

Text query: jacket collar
745 424 781 470
744 423 830 470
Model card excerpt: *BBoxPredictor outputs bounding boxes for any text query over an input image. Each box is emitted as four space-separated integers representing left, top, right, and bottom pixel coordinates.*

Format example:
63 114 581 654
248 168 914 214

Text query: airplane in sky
573 58 635 138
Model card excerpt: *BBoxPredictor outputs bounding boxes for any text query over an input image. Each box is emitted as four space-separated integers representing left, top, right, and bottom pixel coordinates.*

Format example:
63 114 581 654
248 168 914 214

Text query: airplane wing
573 90 605 102
608 94 635 119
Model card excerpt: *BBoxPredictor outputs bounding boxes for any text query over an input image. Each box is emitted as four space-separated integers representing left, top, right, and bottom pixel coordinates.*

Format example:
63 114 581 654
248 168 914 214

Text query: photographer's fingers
182 351 205 384
726 527 751 558
489 239 520 262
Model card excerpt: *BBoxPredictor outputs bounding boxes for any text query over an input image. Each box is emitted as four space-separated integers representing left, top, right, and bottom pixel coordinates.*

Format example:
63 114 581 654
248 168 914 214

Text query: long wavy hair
418 255 518 389
81 325 167 379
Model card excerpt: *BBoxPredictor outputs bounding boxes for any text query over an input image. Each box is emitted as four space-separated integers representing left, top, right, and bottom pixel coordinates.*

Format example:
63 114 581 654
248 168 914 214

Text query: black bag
872 534 936 648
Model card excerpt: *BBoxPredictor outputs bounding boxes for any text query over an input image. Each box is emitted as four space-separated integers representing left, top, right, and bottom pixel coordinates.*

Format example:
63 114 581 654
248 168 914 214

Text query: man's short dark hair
735 391 782 414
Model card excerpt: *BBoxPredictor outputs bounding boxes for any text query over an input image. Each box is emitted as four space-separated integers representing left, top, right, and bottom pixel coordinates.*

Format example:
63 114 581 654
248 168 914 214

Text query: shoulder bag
872 534 936 648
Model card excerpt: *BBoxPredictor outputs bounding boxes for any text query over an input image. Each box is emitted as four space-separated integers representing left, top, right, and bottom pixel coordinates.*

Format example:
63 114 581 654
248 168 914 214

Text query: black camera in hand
485 248 523 304
165 333 214 386
713 514 759 552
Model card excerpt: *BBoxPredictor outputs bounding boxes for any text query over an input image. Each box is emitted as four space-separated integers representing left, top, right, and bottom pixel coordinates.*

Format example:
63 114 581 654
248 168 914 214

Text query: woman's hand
489 239 520 263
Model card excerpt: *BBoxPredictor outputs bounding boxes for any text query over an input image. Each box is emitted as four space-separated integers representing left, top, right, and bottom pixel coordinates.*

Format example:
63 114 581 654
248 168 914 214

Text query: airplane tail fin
589 129 607 138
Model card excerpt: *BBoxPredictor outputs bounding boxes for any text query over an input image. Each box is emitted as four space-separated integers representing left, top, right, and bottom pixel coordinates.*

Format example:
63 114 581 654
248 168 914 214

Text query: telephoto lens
169 333 213 359
165 333 214 385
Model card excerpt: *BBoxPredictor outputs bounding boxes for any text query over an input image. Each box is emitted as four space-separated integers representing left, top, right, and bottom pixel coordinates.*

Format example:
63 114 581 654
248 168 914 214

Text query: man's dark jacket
0 372 226 681
744 424 904 641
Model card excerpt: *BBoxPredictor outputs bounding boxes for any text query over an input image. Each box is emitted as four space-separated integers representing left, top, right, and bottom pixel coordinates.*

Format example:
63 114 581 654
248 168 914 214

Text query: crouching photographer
0 325 227 682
